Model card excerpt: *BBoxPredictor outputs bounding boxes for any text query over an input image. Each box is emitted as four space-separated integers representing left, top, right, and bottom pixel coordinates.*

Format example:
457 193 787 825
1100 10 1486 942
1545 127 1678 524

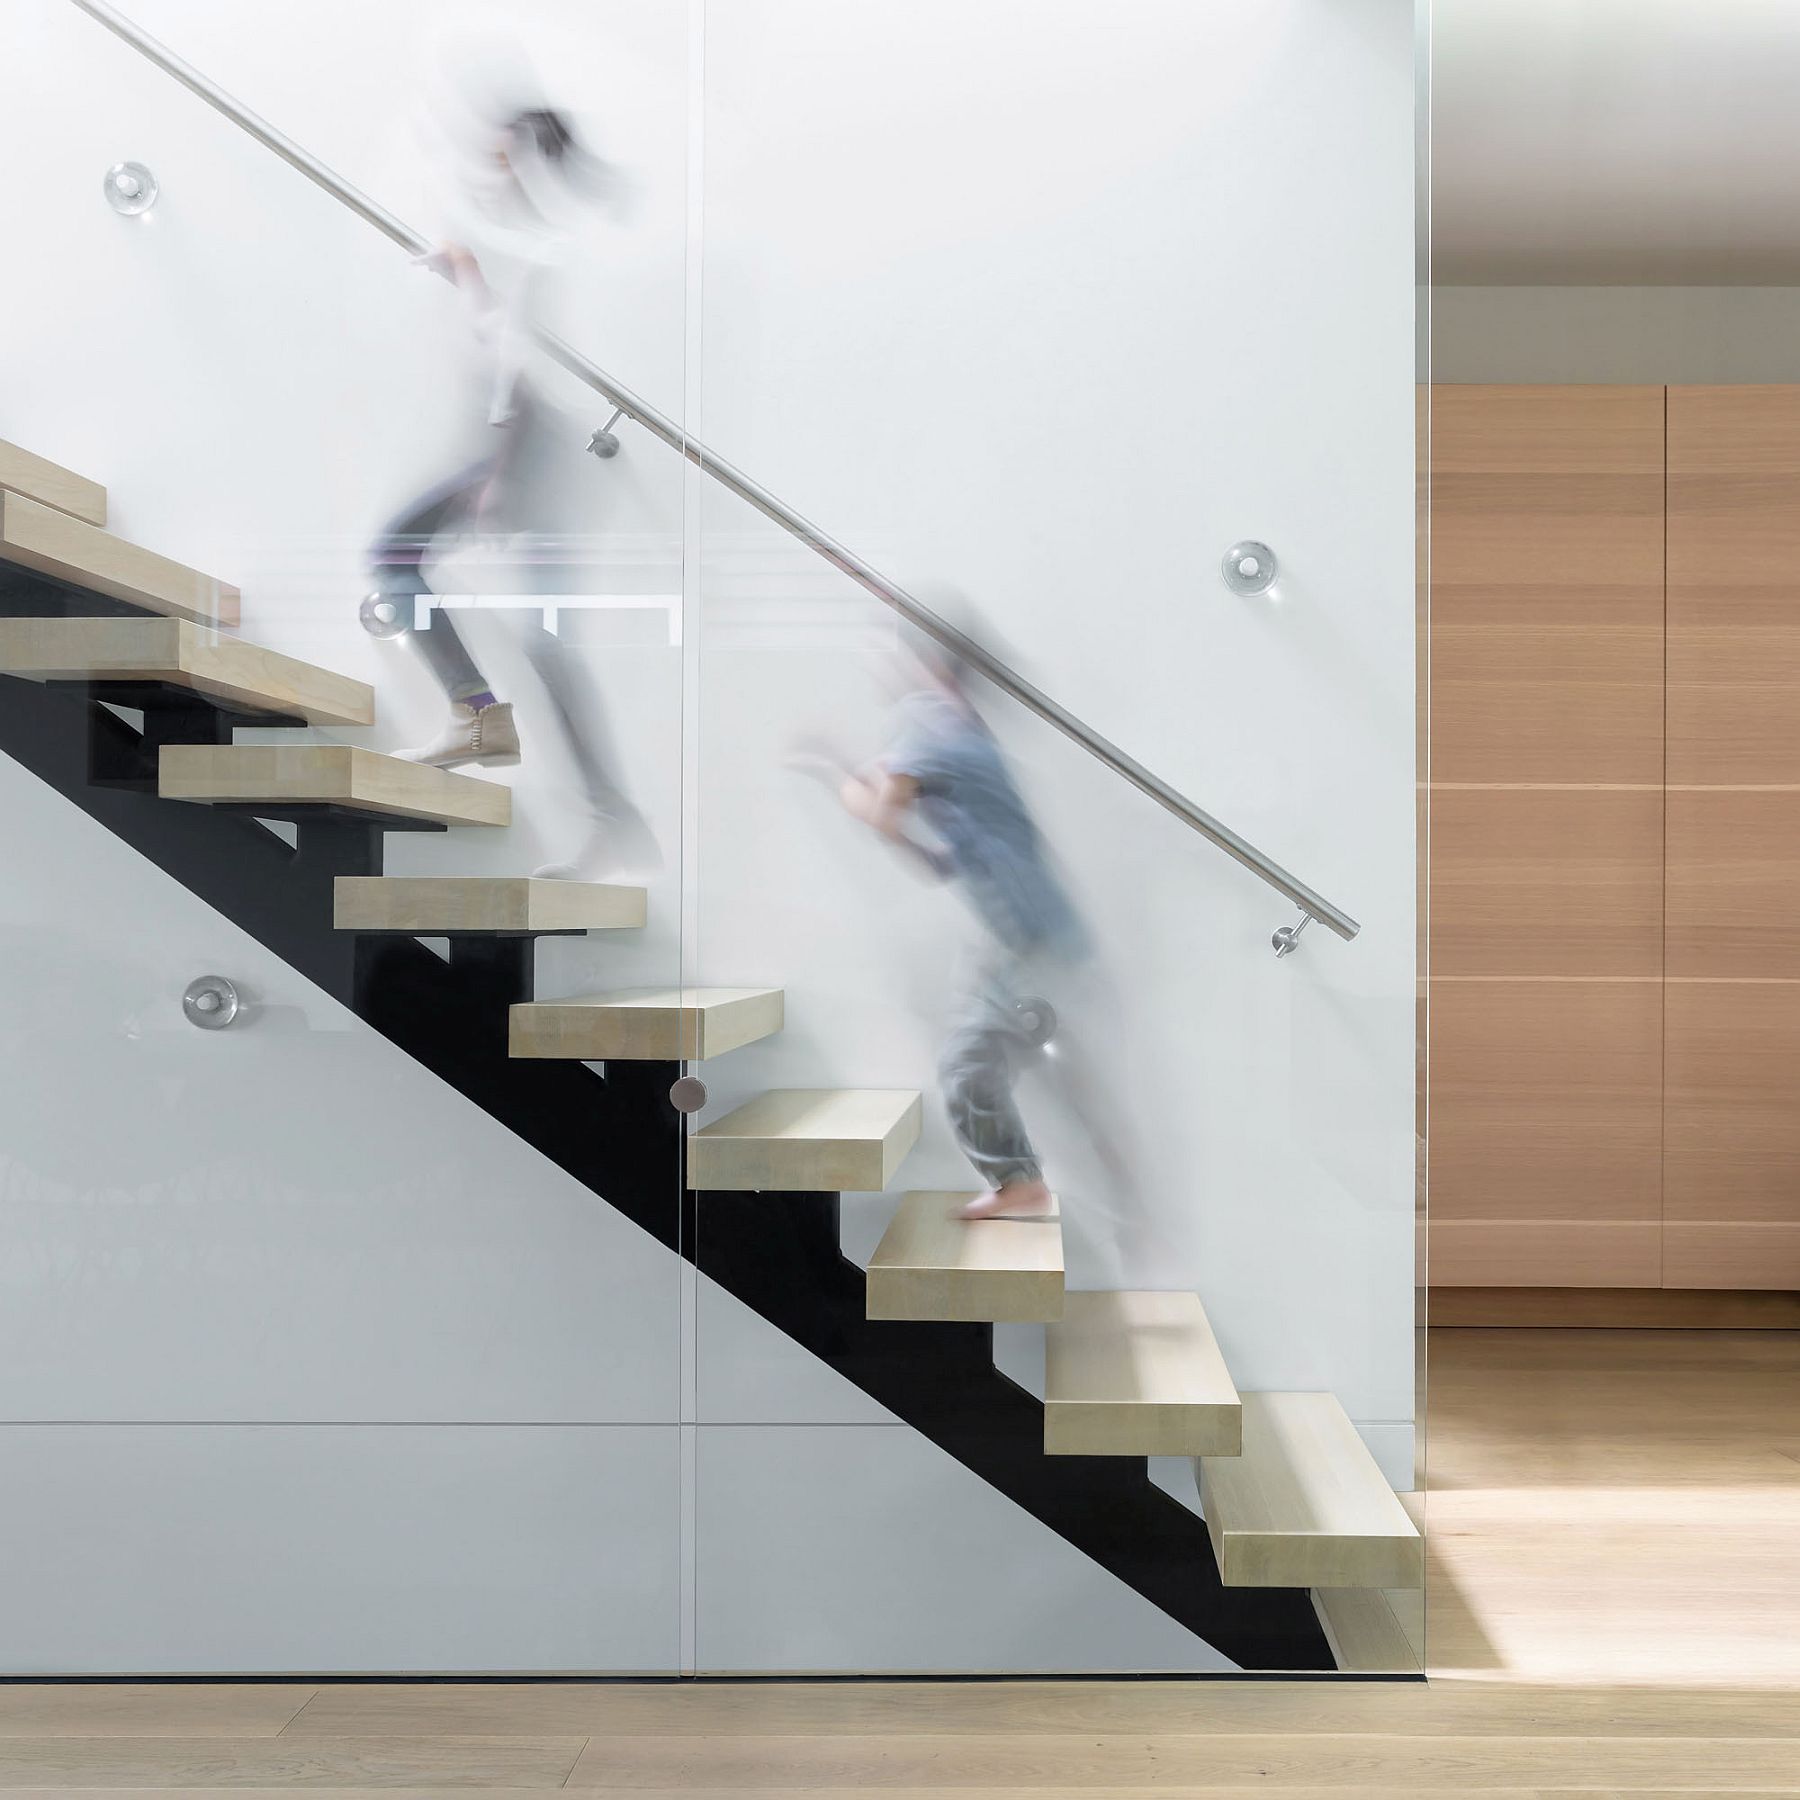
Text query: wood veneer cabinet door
1430 979 1663 1288
1428 385 1666 1287
1432 385 1665 786
1666 386 1800 1289
1432 785 1663 980
1667 386 1800 785
1664 982 1800 1290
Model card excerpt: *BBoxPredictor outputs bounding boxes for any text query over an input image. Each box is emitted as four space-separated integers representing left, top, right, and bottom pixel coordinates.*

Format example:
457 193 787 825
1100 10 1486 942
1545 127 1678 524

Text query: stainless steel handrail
69 0 1361 942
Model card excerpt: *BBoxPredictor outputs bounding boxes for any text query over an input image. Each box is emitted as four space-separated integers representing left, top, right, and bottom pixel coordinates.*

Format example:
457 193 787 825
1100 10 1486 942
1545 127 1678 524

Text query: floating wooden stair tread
0 491 238 627
1044 1290 1240 1457
866 1190 1064 1323
511 987 784 1061
1198 1391 1423 1590
1312 1586 1422 1674
335 876 645 935
0 440 105 525
689 1088 921 1193
159 745 509 828
0 616 372 725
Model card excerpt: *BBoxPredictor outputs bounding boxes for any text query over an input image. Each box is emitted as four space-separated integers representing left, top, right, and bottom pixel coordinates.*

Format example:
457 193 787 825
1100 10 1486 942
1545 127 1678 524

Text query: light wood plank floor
0 1328 1794 1794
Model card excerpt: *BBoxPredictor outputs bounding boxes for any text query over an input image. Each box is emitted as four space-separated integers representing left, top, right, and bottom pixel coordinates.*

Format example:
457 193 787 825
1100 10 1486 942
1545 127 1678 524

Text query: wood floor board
0 1791 570 1800
562 1731 1800 1788
1425 1330 1800 1690
0 1686 314 1737
0 1733 585 1788
0 1791 576 1800
277 1679 1800 1740
8 1791 1796 1800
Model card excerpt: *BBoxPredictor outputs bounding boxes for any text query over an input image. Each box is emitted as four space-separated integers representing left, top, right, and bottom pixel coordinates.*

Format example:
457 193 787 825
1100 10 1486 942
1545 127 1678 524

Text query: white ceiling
1433 0 1800 284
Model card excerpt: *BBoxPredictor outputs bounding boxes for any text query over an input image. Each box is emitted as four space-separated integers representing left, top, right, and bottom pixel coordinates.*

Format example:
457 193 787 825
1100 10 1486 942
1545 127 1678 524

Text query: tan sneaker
399 701 521 769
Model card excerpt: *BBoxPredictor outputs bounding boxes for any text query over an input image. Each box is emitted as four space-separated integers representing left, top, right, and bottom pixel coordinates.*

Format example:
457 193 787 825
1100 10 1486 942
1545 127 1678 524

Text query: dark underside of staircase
1 564 1336 1673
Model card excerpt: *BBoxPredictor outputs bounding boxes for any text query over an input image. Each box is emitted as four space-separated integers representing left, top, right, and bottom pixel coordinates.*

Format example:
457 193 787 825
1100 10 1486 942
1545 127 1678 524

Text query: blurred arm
840 769 949 880
840 767 918 839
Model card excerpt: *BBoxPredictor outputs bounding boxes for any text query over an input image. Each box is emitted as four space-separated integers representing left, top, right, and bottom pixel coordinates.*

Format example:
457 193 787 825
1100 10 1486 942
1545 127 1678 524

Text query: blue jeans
938 947 1060 1189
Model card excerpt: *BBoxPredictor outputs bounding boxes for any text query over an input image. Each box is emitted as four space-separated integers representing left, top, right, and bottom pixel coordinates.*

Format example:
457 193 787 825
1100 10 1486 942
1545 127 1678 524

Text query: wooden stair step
1198 1392 1424 1590
159 745 509 828
689 1089 921 1193
511 987 784 1061
1044 1290 1241 1457
0 440 106 525
0 491 238 627
866 1190 1064 1323
336 876 645 935
0 616 372 725
1311 1586 1423 1674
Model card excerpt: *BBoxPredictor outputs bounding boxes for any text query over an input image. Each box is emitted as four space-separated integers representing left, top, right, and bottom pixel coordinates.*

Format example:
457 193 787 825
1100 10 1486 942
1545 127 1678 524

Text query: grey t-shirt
885 689 1085 955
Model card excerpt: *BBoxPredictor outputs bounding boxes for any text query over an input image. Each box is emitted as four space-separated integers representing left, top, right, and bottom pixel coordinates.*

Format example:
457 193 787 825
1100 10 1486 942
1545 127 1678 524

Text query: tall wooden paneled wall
1430 386 1667 1287
1430 384 1800 1291
1664 389 1800 1288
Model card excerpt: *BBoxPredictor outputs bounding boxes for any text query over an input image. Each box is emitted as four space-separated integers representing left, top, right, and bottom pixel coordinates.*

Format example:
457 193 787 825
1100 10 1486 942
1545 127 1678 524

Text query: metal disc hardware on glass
669 1076 708 1114
1221 540 1278 596
1013 995 1058 1047
103 160 158 215
359 591 409 638
181 974 240 1030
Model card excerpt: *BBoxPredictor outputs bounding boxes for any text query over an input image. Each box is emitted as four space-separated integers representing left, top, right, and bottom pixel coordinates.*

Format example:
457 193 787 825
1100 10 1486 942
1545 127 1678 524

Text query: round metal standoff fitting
104 161 159 216
1222 540 1279 596
359 591 409 638
1013 995 1059 1048
182 975 241 1030
669 1076 708 1114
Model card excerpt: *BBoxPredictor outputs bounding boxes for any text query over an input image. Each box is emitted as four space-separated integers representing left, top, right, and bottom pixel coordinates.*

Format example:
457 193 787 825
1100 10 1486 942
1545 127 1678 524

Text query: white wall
0 0 1416 1669
1433 285 1800 382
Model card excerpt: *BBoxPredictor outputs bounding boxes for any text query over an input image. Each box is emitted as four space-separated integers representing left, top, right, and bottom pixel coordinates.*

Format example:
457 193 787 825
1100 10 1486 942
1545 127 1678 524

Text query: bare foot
954 1182 1055 1222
